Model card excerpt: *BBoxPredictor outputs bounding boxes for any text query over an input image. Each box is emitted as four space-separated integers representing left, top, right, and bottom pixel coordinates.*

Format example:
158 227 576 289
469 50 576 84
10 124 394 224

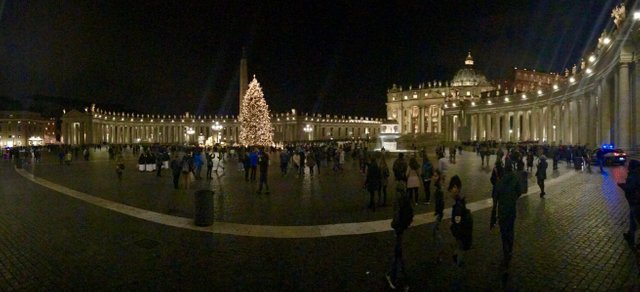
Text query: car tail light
614 152 620 156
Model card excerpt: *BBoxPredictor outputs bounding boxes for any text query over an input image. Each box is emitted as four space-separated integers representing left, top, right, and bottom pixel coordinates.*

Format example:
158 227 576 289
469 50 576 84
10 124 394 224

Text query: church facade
388 3 640 153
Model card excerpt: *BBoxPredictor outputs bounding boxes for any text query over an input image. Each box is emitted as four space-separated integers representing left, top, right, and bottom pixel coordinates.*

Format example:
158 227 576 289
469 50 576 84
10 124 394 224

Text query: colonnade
62 114 381 145
443 59 640 152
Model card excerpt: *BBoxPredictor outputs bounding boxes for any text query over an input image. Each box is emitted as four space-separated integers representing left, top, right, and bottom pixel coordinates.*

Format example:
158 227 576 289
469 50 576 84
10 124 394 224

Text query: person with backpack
385 180 413 291
491 162 523 271
449 175 471 267
536 155 548 198
620 159 640 248
421 156 434 205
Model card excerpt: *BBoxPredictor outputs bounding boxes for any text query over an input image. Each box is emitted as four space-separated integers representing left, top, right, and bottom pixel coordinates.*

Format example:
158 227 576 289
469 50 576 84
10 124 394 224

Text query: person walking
307 153 316 177
170 154 182 189
596 147 605 173
257 150 270 194
155 153 163 177
115 153 125 180
385 181 413 291
364 157 381 211
620 159 640 248
536 155 548 198
421 156 434 205
299 150 306 176
526 151 534 173
279 150 289 175
206 151 214 179
292 151 301 174
181 154 193 189
379 157 390 206
490 160 504 221
491 162 523 271
243 151 251 181
249 148 258 181
406 157 421 205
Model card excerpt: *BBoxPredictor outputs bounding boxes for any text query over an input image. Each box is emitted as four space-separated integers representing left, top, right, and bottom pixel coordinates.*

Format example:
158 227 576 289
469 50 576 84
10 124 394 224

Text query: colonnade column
601 79 612 144
618 62 632 150
478 113 485 141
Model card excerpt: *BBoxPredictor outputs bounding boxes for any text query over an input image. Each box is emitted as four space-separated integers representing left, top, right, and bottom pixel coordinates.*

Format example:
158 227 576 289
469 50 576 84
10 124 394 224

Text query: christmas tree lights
239 76 274 146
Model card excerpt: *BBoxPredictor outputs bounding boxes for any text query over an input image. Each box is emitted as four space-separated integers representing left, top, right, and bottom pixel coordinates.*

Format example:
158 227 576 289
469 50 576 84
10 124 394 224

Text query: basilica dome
451 52 489 87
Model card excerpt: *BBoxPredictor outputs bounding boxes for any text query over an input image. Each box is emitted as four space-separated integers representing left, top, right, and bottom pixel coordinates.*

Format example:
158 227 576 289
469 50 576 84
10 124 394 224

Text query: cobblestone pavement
0 149 639 290
23 149 560 226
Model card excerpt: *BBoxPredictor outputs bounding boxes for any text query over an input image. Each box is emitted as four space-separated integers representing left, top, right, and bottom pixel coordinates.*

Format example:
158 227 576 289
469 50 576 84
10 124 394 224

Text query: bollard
194 190 214 226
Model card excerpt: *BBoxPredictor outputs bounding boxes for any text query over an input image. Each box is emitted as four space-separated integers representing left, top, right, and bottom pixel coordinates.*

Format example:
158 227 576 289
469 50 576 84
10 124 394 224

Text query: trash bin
15 157 22 169
194 190 214 226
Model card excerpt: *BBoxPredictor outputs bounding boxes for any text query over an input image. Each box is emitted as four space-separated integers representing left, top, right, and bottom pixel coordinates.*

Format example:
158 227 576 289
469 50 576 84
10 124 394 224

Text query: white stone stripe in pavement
15 167 577 238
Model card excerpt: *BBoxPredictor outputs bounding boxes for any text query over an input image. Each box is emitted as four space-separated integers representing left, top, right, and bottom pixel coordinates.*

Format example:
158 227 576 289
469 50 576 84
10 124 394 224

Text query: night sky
0 0 620 118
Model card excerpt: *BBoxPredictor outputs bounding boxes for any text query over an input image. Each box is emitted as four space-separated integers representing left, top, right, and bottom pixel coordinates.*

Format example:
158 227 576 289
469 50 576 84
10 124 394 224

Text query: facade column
570 100 578 145
419 106 425 134
478 113 485 140
438 108 442 134
397 106 403 134
502 112 509 142
618 62 632 150
427 107 432 133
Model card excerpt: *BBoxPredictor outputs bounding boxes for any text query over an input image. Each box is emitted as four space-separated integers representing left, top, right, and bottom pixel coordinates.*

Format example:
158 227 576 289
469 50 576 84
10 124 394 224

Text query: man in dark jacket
364 157 381 211
492 162 522 270
620 159 640 247
536 155 548 198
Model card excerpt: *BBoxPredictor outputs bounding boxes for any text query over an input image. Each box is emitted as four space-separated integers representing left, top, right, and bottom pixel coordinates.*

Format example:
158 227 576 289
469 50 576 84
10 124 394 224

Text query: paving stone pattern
0 149 638 290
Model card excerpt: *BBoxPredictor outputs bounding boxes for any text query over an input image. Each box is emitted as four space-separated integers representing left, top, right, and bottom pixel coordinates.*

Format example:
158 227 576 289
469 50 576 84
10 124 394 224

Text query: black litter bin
15 157 22 169
194 190 214 226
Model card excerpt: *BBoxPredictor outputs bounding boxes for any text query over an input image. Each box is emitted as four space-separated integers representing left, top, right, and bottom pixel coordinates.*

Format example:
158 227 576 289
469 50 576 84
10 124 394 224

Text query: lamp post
303 124 313 141
212 122 223 144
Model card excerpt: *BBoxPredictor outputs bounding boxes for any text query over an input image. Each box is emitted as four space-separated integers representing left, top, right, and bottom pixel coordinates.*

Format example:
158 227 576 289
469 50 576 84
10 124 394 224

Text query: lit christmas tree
239 76 274 146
